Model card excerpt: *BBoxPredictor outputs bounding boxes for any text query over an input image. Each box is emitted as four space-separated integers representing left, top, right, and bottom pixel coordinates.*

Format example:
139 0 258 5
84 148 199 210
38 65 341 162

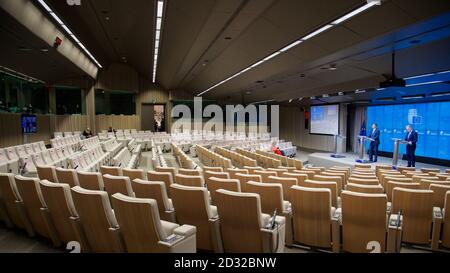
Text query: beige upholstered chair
281 172 308 185
293 170 315 179
122 168 147 181
37 166 58 183
56 168 79 187
0 173 32 234
14 175 59 245
100 166 123 176
341 191 401 253
429 184 450 208
235 173 262 192
314 175 343 193
39 180 85 247
243 166 264 175
290 186 339 252
111 193 196 253
207 177 241 205
301 180 340 208
132 179 175 222
71 186 124 252
147 170 174 196
322 171 347 186
346 183 384 194
246 181 293 246
225 168 249 180
267 176 297 202
392 188 441 249
174 174 204 188
202 166 223 173
155 166 177 179
386 181 420 202
203 171 229 186
178 168 202 176
348 177 379 186
441 192 450 249
170 184 223 252
215 189 286 253
103 174 135 198
77 171 105 190
254 170 278 183
420 179 450 190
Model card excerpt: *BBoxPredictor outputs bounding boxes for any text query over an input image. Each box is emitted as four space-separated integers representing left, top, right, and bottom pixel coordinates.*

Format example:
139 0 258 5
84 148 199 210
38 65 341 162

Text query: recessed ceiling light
105 17 110 21
40 48 49 52
289 99 294 103
246 91 251 95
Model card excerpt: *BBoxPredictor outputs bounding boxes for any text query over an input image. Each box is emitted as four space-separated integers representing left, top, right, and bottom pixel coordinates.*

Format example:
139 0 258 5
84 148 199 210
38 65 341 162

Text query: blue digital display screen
21 114 37 134
367 102 450 160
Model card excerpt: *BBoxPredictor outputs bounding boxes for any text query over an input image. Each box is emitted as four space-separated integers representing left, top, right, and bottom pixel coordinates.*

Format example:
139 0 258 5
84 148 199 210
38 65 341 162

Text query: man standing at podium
405 125 418 167
368 123 380 162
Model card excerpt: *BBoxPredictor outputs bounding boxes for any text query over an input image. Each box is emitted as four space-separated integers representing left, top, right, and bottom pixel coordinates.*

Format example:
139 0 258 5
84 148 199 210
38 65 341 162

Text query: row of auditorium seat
113 148 139 169
196 146 233 169
68 146 109 172
0 141 47 174
51 135 81 151
54 131 82 138
172 144 197 169
214 146 257 168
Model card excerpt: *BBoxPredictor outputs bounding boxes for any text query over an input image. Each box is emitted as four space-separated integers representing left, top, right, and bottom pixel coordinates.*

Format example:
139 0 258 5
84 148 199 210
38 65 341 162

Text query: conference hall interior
1 0 450 254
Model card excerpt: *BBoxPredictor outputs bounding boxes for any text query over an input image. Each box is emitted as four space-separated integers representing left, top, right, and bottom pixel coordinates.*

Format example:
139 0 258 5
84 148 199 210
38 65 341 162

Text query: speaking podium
331 135 347 158
392 138 409 167
356 136 374 164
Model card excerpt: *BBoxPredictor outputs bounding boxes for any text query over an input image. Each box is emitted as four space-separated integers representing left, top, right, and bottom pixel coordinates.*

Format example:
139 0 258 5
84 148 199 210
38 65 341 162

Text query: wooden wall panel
95 115 141 132
0 113 89 148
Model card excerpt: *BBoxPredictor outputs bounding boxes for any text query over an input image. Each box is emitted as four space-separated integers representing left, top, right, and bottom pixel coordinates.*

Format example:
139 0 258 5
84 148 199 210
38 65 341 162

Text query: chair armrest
387 214 403 253
432 207 443 251
333 208 342 225
387 202 392 215
173 224 196 238
433 207 443 222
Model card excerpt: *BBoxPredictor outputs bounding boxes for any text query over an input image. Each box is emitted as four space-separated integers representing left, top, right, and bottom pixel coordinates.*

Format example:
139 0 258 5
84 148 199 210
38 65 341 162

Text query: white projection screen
310 104 340 135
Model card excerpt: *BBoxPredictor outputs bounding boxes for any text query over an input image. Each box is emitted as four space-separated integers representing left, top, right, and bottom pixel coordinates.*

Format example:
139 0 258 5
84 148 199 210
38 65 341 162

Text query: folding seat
246 182 293 246
429 184 450 209
175 174 204 188
32 142 42 152
203 166 223 173
48 149 64 168
381 175 410 187
100 166 123 176
392 188 441 249
102 174 135 199
132 179 175 222
207 177 241 205
203 171 229 186
436 173 450 181
170 184 223 252
37 166 58 183
421 168 440 174
148 170 174 197
404 171 423 178
55 168 79 188
225 168 249 180
14 175 60 245
289 186 339 252
235 173 262 192
71 186 124 252
354 164 372 169
348 177 379 186
441 192 450 249
281 172 308 185
77 171 105 191
267 176 297 202
350 173 378 180
39 180 86 247
266 168 287 177
41 150 55 166
243 166 264 175
386 181 420 203
0 173 33 233
215 189 285 253
254 170 278 183
178 168 201 176
420 179 450 190
293 170 315 179
314 175 343 193
111 193 195 253
19 155 37 176
375 164 393 172
122 168 146 181
346 183 384 194
340 191 401 253
5 147 19 162
24 144 35 155
301 180 340 208
0 149 19 174
15 145 28 158
322 171 348 185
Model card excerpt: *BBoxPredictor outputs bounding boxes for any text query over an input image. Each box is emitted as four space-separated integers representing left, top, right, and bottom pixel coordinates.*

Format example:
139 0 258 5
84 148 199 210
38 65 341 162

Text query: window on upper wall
95 89 136 115
0 72 49 114
55 86 85 115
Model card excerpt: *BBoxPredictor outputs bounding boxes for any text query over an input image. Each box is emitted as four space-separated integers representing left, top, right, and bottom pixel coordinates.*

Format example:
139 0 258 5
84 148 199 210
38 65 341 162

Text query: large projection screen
310 104 340 135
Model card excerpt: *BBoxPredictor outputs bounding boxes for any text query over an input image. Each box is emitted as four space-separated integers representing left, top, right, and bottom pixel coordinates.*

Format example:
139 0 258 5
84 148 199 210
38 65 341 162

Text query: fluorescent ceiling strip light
37 0 102 68
197 0 381 96
153 0 164 83
249 99 275 105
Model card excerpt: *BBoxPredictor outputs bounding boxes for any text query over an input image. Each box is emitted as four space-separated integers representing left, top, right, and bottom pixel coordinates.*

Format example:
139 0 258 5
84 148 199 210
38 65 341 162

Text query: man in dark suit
368 123 380 162
405 125 418 167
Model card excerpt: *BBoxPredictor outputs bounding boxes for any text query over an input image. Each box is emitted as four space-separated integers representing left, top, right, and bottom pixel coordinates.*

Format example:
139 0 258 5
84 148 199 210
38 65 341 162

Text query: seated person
83 128 92 138
272 145 282 156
